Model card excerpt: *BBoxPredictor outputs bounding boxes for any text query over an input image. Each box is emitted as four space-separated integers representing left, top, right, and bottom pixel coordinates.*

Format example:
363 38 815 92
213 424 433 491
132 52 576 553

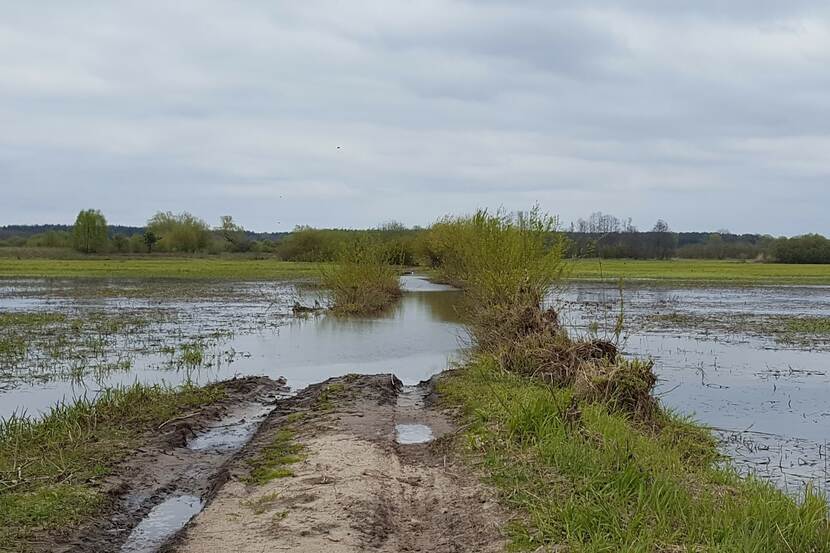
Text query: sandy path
176 375 505 553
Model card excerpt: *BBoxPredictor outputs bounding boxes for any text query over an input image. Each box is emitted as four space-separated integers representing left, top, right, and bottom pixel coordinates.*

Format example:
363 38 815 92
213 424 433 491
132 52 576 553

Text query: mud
175 373 505 553
45 376 285 553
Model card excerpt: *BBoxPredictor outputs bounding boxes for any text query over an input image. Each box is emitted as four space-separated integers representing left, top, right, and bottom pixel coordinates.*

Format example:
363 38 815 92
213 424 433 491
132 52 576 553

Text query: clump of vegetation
146 211 212 253
0 382 224 550
773 234 830 264
245 430 304 484
320 237 402 314
439 360 830 552
784 316 830 334
428 208 651 419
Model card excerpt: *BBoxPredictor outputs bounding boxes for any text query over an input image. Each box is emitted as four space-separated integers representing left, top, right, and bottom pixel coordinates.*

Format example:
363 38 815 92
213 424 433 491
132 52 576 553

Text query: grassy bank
440 359 830 552
4 257 830 284
570 258 830 284
427 209 830 551
0 257 323 280
0 383 223 551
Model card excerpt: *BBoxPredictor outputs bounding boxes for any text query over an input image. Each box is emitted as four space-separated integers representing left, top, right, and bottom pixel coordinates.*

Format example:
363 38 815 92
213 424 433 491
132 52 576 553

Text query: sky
1 1 829 235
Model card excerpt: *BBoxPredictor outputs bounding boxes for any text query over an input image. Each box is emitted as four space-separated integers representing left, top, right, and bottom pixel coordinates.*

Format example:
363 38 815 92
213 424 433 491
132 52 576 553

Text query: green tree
143 230 158 253
72 209 108 253
218 216 251 252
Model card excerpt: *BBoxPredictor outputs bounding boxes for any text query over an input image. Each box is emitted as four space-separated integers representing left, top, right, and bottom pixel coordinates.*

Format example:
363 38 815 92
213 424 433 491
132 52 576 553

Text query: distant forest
1 210 829 263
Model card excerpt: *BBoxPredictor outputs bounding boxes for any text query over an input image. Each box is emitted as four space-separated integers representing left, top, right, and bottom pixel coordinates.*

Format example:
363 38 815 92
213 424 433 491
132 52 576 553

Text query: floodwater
1 276 829 497
0 275 464 418
559 283 830 497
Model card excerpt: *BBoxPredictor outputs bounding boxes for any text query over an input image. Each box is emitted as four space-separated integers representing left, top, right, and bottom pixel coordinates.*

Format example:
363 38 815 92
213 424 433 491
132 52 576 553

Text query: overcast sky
2 1 829 234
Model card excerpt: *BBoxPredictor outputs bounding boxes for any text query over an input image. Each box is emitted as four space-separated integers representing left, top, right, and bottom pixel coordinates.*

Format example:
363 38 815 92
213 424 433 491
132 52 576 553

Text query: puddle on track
120 495 204 553
187 401 275 452
395 423 434 444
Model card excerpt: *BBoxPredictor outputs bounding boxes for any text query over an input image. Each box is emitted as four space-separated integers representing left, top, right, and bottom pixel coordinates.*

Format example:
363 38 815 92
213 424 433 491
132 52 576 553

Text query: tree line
1 209 829 264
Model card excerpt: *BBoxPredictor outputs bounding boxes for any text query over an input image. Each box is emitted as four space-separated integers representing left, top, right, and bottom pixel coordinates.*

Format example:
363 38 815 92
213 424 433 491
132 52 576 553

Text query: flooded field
1 276 828 498
560 283 830 497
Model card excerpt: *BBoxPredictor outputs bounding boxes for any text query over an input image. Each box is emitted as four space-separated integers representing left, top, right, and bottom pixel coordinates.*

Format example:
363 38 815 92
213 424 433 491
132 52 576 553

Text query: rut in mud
176 374 506 553
49 377 286 553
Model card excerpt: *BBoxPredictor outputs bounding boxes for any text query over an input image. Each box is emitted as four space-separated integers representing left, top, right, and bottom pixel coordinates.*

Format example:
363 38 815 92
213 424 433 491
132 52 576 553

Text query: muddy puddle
120 495 204 553
395 424 434 444
2 277 829 498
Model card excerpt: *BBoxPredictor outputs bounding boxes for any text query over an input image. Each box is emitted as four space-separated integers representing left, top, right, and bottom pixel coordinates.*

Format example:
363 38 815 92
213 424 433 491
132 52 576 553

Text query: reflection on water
0 276 464 418
120 494 204 553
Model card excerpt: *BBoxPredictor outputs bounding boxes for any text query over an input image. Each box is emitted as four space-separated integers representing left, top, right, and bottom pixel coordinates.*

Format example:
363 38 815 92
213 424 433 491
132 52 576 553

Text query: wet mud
46 376 286 553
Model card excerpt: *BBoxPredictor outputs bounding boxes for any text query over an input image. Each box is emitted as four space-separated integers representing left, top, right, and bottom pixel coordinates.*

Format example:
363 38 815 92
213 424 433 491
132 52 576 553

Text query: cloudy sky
2 1 829 234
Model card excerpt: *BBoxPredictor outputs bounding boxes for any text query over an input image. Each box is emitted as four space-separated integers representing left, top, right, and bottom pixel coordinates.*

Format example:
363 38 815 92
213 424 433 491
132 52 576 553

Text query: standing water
1 276 829 496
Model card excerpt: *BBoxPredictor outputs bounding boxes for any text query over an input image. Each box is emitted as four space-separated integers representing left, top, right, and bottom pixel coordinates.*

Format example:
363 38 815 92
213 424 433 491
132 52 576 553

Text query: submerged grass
0 382 223 551
440 359 830 552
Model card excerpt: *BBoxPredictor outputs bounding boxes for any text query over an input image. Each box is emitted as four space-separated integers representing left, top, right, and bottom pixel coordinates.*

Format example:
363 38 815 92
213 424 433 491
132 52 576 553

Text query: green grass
439 358 830 552
0 382 224 551
783 317 830 334
569 258 830 284
3 256 830 284
245 429 305 484
0 257 324 280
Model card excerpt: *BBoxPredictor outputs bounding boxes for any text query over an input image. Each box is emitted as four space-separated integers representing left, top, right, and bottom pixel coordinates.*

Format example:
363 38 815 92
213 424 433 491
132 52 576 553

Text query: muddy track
48 376 286 553
174 374 506 553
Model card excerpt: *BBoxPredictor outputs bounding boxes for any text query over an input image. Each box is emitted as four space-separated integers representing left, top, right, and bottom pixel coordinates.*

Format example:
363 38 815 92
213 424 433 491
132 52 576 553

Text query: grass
440 358 830 552
0 257 324 280
569 258 830 284
3 256 830 285
783 317 830 334
245 429 304 484
0 382 224 551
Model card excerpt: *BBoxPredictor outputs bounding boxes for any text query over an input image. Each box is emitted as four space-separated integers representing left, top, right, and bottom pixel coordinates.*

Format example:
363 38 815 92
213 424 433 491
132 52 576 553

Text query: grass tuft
245 430 304 485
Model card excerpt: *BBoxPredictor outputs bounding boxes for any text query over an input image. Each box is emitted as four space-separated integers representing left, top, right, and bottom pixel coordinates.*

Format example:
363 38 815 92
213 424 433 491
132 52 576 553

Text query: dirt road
175 374 505 552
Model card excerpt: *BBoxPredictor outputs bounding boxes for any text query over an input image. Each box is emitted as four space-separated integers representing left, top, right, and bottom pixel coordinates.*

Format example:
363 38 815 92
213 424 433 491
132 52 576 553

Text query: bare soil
175 374 506 552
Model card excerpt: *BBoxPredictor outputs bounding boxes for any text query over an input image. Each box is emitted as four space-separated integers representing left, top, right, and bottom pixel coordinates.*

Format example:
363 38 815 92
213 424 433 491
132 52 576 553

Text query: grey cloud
0 1 829 235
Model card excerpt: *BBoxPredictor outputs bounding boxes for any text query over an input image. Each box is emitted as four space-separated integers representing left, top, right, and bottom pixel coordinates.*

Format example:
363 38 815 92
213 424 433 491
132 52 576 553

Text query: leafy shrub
320 237 401 313
146 211 211 253
773 234 830 264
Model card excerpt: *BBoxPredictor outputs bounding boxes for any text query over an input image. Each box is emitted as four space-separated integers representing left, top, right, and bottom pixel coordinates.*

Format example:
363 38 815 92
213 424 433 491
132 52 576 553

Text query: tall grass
320 237 402 314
